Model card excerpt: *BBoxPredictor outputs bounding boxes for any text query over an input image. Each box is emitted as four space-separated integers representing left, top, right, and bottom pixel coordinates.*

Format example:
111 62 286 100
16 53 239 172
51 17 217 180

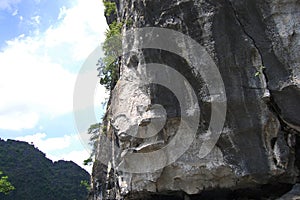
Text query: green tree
103 0 116 16
97 21 123 90
83 157 93 166
83 123 101 166
0 171 15 195
80 180 91 191
88 123 101 155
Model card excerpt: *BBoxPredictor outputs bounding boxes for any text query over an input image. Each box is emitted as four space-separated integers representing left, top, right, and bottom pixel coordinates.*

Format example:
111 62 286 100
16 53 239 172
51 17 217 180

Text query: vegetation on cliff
97 1 122 90
83 123 101 166
103 0 116 16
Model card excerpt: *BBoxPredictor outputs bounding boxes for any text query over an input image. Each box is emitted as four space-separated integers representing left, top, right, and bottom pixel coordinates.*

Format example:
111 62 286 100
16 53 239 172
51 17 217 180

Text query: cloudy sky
0 0 108 172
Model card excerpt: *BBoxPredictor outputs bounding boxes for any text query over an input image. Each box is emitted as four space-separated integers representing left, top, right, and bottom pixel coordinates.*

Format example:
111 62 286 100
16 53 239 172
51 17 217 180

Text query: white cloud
0 0 21 11
12 9 18 16
0 111 39 130
0 0 108 130
58 6 67 20
31 15 40 24
15 133 93 172
48 149 92 173
44 0 107 60
15 133 74 152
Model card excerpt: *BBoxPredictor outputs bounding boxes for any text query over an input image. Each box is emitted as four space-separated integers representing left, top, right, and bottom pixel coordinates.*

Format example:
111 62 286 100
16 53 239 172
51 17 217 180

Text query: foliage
0 139 90 200
80 180 91 191
83 158 93 166
255 65 266 77
83 123 101 166
102 125 107 133
88 123 100 142
88 123 101 155
125 18 134 27
105 21 123 39
103 0 116 16
97 21 123 90
0 171 15 195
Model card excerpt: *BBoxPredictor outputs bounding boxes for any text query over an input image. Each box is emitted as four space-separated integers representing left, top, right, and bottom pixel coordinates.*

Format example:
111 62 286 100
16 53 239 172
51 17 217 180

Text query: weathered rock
91 0 300 199
277 184 300 200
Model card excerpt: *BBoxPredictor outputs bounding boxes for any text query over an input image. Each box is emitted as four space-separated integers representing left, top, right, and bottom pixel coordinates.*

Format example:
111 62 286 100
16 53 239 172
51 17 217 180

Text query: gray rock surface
277 184 300 200
91 0 300 199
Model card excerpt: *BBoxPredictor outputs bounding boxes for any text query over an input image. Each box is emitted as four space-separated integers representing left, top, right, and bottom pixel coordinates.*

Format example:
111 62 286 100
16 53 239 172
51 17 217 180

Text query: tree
103 0 116 16
88 123 101 155
0 171 15 195
83 157 93 166
80 180 91 192
97 21 122 90
83 123 101 166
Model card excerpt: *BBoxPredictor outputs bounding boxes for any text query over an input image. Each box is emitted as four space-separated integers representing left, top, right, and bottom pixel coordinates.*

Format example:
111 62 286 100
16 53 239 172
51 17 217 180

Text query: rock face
91 0 300 199
277 184 300 200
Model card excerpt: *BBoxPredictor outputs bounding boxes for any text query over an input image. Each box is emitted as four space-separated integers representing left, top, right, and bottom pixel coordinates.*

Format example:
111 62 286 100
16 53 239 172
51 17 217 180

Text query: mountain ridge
0 138 89 200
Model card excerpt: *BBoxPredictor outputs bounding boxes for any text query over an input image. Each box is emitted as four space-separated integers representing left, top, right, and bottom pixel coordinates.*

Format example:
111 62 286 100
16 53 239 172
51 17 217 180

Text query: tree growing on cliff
0 171 15 195
103 0 116 16
97 19 122 90
83 123 101 166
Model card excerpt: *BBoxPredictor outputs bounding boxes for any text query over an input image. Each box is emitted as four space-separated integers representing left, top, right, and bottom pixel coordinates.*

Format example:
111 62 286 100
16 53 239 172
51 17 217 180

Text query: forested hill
0 139 90 200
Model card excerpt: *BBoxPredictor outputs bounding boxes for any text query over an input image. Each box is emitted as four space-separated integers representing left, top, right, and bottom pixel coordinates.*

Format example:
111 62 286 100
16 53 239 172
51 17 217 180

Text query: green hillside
0 139 90 200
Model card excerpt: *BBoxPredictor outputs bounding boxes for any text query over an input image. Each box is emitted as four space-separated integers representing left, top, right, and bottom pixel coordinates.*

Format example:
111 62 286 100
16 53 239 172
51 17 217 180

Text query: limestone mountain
0 139 90 200
91 0 300 199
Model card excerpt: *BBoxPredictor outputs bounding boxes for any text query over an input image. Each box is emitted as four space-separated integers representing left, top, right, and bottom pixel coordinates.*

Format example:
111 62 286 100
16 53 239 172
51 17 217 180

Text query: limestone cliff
91 0 300 199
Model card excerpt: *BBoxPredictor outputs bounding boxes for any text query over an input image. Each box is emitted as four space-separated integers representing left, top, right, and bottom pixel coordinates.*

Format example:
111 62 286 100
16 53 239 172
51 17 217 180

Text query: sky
0 0 108 172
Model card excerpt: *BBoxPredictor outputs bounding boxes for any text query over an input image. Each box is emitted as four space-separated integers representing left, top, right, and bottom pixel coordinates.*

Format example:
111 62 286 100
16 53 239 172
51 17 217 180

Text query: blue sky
0 0 108 172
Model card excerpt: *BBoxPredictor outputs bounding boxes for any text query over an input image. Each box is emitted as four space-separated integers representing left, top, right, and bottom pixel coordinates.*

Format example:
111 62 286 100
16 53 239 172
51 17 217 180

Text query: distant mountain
0 139 90 200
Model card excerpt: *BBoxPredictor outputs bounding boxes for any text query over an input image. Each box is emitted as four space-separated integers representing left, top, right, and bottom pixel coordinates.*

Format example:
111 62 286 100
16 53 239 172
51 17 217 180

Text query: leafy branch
97 21 123 90
83 123 101 166
103 0 117 16
0 171 15 195
80 180 91 192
